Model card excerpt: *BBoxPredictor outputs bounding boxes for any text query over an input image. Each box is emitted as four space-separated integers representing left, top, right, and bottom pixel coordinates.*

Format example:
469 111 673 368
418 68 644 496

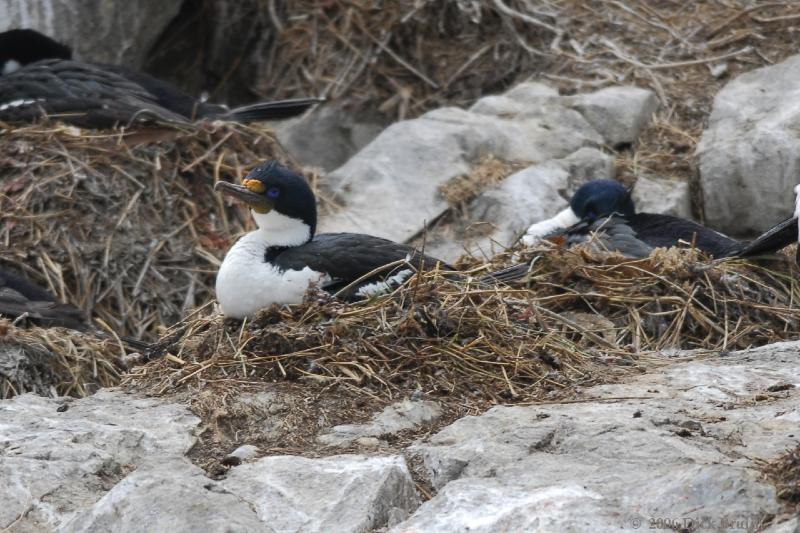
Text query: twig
601 38 753 70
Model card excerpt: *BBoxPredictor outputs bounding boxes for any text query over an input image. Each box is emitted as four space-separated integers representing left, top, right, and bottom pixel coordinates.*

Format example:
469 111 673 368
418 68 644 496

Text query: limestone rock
61 460 271 533
318 399 442 447
396 341 800 531
66 455 418 533
224 454 420 532
566 86 659 148
632 175 692 219
0 390 199 531
319 83 604 243
696 54 800 234
319 82 652 256
0 1 182 66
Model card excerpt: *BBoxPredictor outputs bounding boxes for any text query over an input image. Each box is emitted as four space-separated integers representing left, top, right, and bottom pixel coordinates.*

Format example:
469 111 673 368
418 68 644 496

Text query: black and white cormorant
0 29 322 128
521 179 798 259
0 266 88 330
214 161 451 319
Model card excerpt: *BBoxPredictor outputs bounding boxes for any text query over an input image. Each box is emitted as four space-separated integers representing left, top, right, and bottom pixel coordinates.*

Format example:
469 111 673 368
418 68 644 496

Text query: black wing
0 267 87 330
626 213 740 257
96 64 323 122
272 233 451 295
0 59 187 127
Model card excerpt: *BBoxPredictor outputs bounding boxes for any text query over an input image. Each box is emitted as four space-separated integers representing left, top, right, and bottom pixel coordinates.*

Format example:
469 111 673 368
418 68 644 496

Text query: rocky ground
3 340 799 532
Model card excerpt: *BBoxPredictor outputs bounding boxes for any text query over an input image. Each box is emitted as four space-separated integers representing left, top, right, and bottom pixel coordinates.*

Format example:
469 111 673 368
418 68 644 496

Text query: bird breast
216 232 328 318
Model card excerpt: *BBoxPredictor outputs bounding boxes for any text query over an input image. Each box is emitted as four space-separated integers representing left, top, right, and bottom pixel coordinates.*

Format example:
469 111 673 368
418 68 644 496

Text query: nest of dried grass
0 121 289 341
0 319 122 398
126 242 800 402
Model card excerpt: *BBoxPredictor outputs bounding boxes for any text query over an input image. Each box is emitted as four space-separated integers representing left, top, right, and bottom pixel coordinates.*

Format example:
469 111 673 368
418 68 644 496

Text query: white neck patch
251 210 311 247
2 59 21 75
522 207 580 246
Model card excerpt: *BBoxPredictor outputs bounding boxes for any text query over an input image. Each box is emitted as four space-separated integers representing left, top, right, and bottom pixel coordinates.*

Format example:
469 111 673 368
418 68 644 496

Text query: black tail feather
734 216 798 258
222 97 324 122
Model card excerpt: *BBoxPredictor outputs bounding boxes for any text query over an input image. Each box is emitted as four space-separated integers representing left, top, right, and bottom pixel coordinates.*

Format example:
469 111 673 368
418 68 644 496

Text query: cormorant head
215 161 317 242
0 29 72 75
570 179 636 222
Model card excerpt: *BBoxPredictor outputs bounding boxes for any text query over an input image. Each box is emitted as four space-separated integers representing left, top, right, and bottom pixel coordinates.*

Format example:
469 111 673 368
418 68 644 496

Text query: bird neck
251 210 312 247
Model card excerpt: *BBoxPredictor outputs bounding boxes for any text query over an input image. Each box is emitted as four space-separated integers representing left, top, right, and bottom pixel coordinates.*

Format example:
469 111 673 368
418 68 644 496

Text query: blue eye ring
267 187 280 199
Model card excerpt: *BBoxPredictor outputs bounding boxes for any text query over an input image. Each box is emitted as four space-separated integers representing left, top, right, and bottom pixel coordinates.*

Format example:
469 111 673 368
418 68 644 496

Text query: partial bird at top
0 266 88 330
521 179 798 260
0 28 323 128
214 161 452 319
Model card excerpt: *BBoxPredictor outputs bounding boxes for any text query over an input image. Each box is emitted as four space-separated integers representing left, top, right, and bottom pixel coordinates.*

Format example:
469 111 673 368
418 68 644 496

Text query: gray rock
559 146 615 187
697 54 800 234
423 148 612 262
632 175 692 219
61 460 272 533
225 444 260 463
566 86 658 148
319 83 604 243
0 390 199 531
275 105 388 171
397 341 800 531
389 479 617 533
224 454 420 533
0 1 182 66
318 400 442 447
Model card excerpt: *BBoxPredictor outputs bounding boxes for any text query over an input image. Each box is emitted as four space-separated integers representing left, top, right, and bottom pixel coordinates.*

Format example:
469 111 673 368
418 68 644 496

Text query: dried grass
0 319 122 398
0 121 290 342
126 243 800 403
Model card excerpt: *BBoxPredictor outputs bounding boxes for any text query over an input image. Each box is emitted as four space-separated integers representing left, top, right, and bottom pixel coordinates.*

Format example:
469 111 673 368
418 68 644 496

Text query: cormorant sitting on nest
214 161 452 319
0 29 322 128
521 179 798 259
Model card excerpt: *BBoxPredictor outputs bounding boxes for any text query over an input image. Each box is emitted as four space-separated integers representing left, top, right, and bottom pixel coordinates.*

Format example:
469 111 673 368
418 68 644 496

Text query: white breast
216 231 328 319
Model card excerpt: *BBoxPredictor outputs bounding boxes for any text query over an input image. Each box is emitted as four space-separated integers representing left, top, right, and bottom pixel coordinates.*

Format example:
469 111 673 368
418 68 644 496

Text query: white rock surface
395 341 800 532
566 86 659 148
225 454 419 532
632 175 692 219
0 389 420 533
0 390 200 531
320 82 652 246
0 1 182 66
697 54 800 234
318 400 442 447
61 460 272 533
65 454 418 533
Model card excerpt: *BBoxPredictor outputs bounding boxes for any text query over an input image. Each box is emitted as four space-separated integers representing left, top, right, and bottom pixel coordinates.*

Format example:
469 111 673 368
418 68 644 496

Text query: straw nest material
126 243 800 402
0 319 122 398
0 120 289 343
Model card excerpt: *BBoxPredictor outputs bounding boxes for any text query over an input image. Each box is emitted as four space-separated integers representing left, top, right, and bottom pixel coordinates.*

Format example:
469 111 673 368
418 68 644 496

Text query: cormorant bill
0 28 322 128
214 161 452 319
522 179 798 259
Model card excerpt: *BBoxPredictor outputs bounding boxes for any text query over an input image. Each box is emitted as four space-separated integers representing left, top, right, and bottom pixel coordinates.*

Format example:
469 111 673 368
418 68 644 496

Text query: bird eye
267 187 281 199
